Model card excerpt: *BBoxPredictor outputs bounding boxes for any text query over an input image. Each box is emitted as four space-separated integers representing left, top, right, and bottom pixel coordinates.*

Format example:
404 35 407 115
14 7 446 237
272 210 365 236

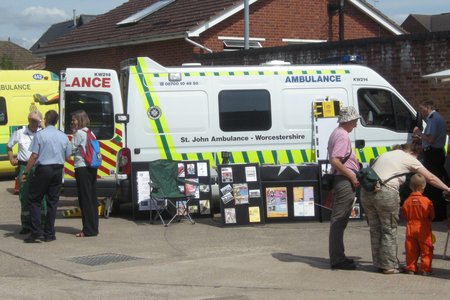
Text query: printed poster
197 162 208 177
248 206 261 223
177 163 185 177
221 167 233 183
266 187 288 218
224 208 237 224
185 178 200 198
199 200 211 215
292 186 315 217
245 166 257 182
136 171 150 210
233 183 249 205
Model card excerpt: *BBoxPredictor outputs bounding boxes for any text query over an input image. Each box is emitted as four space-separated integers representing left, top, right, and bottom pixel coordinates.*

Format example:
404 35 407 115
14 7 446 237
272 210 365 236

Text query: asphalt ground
0 178 449 299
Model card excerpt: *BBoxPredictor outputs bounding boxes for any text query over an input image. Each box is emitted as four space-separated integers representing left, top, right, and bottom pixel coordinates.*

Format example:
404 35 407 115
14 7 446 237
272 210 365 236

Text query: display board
260 164 320 222
176 160 213 218
132 160 212 219
218 163 264 226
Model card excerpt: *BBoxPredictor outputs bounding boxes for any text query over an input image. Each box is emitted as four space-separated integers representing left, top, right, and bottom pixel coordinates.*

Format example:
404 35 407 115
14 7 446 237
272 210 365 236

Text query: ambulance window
64 91 114 139
0 97 6 125
219 90 271 132
357 88 414 132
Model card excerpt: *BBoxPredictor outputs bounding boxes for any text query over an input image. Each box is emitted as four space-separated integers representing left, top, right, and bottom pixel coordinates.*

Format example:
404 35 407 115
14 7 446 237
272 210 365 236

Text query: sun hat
28 111 42 122
337 106 361 123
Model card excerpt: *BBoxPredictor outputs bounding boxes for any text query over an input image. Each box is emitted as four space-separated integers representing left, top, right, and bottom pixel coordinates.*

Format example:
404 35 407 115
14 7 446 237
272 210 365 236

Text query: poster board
218 163 264 226
260 164 320 222
176 160 213 218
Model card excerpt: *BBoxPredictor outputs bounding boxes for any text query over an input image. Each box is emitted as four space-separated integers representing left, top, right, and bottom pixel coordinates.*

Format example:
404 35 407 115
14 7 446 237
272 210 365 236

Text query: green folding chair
148 159 195 226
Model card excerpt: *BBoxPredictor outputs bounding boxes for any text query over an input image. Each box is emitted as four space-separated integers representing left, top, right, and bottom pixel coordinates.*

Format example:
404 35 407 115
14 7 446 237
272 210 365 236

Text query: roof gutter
34 32 186 56
184 37 213 53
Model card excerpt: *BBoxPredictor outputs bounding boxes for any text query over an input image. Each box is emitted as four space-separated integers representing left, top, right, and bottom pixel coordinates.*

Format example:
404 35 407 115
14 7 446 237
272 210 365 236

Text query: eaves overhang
349 0 406 35
187 0 259 37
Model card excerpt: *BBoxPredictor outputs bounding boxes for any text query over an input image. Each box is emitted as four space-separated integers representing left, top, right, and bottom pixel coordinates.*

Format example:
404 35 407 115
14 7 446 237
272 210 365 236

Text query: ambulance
60 57 421 215
0 70 59 175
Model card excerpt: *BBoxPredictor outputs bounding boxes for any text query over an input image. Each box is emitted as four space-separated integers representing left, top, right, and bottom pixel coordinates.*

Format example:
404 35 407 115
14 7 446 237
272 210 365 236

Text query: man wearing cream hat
7 111 47 234
328 106 361 270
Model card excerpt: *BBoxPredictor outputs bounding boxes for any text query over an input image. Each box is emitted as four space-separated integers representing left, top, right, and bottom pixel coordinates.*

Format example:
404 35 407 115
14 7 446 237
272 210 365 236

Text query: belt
18 160 28 166
36 164 64 169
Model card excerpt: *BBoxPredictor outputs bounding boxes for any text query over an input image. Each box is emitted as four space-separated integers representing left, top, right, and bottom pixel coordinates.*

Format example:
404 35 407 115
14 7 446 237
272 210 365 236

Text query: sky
0 0 449 50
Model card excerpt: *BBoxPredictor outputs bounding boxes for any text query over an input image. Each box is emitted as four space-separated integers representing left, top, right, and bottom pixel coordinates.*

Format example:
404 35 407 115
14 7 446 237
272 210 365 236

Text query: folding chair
148 159 195 226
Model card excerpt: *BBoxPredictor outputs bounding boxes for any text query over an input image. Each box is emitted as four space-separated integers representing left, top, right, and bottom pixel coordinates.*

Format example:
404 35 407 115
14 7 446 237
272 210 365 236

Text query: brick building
34 0 404 73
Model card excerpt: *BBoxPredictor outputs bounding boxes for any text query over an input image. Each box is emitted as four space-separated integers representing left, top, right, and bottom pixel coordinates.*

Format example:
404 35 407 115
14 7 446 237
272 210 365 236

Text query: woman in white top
361 143 450 274
71 110 99 237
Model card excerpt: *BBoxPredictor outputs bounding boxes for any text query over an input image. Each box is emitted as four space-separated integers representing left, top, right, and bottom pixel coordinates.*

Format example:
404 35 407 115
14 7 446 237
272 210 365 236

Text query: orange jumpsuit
401 192 435 273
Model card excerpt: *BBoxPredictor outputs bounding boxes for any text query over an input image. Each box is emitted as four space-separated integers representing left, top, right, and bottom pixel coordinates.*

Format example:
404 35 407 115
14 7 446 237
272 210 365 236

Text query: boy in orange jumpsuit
401 174 435 275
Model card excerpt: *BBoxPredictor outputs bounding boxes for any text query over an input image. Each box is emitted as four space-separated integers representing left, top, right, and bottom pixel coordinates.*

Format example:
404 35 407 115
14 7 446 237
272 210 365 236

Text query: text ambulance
60 57 420 215
0 70 59 174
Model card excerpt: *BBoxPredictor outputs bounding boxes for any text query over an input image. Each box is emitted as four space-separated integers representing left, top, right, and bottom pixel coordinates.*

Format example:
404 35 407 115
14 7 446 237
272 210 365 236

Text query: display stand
260 164 320 222
218 163 264 226
176 160 213 218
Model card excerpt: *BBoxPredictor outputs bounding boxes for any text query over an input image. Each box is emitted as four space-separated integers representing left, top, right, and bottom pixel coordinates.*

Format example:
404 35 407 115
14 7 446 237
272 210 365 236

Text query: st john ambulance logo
147 106 162 120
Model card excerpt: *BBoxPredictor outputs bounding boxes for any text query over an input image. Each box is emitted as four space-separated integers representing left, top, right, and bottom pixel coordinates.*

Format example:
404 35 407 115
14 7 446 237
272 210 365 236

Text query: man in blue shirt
414 100 448 221
22 110 71 243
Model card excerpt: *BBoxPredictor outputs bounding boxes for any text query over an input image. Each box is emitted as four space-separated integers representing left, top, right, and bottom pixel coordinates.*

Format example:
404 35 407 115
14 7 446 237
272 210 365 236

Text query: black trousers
28 165 63 238
423 147 447 220
75 167 99 236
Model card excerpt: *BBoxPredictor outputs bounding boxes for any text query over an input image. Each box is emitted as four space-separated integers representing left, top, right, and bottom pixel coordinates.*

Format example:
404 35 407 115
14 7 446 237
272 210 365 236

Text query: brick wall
45 39 195 73
199 0 391 51
45 0 393 72
197 30 450 133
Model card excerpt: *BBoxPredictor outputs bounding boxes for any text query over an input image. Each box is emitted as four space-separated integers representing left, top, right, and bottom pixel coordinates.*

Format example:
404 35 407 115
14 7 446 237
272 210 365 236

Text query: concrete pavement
0 178 449 299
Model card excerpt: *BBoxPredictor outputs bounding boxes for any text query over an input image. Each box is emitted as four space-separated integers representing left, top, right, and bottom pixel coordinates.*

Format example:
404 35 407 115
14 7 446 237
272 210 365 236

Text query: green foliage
0 54 16 69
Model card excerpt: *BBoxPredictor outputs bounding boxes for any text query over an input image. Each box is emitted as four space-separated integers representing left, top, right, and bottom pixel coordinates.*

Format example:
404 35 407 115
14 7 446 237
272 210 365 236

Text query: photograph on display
248 206 261 223
350 203 361 219
220 184 233 195
266 187 288 218
197 162 208 177
178 185 185 194
221 192 234 205
185 178 200 198
233 183 249 205
221 167 233 183
177 201 187 216
199 200 211 215
177 163 185 177
292 186 315 217
200 184 210 193
249 189 261 198
224 208 237 224
186 163 196 175
245 166 257 182
188 205 199 214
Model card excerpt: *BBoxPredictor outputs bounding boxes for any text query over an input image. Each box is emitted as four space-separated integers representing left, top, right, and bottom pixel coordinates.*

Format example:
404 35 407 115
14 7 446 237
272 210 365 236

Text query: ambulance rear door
60 68 125 197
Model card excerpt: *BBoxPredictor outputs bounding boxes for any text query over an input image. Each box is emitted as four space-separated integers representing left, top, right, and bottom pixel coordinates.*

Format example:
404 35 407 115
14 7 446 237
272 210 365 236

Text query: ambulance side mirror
355 139 365 149
115 114 129 124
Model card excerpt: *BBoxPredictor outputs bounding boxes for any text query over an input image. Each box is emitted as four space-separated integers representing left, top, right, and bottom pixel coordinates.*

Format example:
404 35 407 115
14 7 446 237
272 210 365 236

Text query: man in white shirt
7 111 46 234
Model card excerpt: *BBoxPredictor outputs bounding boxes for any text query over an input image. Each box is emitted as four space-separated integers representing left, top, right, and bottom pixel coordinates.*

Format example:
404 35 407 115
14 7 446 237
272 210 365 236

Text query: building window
282 38 327 44
219 90 271 132
218 36 264 51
